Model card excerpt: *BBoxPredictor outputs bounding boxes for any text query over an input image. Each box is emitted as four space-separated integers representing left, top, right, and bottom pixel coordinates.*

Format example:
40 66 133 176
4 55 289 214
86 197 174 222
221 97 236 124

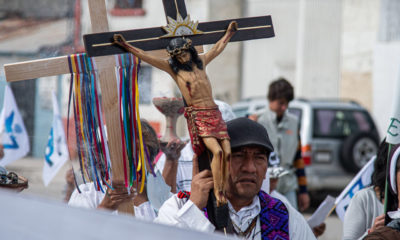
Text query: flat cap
227 117 274 152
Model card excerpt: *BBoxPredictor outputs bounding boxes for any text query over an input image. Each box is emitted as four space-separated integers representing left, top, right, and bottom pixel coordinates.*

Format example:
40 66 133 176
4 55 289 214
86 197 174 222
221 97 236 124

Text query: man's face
176 50 191 64
269 98 289 118
227 146 268 201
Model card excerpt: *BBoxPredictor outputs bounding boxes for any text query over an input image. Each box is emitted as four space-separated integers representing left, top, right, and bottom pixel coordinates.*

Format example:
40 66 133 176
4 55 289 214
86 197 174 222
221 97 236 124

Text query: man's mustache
179 60 193 71
233 174 257 183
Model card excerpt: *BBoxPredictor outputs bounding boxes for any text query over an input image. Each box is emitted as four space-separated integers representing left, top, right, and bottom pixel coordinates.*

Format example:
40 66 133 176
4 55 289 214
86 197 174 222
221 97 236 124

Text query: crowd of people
63 78 326 239
65 78 400 239
3 78 400 239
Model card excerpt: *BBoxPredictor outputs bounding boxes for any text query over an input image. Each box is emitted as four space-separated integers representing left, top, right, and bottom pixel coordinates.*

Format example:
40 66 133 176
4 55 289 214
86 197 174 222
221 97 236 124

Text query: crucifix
83 0 275 219
4 0 274 219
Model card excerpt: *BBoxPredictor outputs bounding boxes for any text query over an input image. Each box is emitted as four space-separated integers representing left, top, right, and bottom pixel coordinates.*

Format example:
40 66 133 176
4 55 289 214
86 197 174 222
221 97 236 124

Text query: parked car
232 98 380 192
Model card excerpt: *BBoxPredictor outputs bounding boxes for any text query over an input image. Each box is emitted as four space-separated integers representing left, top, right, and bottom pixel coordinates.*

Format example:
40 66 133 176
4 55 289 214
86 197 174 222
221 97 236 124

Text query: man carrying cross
154 118 316 239
113 21 238 206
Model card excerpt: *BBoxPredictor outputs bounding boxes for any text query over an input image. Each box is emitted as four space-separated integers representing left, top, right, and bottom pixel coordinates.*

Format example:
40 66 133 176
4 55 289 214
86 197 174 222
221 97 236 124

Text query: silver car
232 98 380 192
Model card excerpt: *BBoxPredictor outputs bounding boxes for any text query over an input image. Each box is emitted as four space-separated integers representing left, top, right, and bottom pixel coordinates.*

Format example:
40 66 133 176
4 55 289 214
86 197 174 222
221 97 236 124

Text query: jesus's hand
113 34 129 48
228 21 238 33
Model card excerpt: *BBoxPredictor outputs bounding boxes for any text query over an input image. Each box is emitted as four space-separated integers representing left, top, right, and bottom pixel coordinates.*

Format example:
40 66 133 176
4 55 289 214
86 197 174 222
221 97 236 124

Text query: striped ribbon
67 53 152 194
115 53 154 193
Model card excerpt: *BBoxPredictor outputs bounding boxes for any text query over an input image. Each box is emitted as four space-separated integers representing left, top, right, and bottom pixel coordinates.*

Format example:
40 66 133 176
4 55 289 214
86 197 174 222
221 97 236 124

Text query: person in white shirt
155 117 316 239
68 120 159 221
343 140 388 239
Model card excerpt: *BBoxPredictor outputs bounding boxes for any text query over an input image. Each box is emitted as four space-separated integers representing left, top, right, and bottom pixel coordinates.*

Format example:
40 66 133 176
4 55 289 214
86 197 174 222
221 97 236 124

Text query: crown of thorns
167 38 192 57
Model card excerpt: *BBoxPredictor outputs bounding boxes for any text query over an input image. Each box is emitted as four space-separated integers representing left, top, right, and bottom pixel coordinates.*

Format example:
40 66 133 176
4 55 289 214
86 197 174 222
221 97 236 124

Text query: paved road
5 157 343 239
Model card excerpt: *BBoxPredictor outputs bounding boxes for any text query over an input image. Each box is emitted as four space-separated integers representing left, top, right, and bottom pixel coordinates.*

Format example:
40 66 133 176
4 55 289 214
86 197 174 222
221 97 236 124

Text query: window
111 0 145 16
115 0 142 9
288 107 302 129
312 109 374 138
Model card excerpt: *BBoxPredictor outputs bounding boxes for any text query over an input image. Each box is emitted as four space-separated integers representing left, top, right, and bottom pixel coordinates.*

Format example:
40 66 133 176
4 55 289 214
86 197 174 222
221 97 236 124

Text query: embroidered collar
228 195 260 233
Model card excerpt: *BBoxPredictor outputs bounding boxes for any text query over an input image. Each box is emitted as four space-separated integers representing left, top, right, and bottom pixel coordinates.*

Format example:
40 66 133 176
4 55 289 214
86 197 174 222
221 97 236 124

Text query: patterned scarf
258 191 289 240
177 190 289 239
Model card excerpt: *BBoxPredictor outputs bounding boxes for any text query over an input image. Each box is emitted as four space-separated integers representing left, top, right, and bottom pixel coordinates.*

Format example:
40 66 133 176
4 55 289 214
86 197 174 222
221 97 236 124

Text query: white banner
43 92 69 186
0 85 30 166
386 66 400 144
335 156 375 221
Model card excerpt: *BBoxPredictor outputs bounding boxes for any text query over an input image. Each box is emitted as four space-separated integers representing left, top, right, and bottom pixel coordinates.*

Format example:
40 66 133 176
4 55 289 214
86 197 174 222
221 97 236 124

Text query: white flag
0 85 30 166
42 92 69 186
386 67 400 144
335 156 375 221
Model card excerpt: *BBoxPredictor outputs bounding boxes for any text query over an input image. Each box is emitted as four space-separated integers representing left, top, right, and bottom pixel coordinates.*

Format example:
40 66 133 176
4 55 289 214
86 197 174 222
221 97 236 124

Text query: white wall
295 0 342 99
372 43 400 136
242 0 300 99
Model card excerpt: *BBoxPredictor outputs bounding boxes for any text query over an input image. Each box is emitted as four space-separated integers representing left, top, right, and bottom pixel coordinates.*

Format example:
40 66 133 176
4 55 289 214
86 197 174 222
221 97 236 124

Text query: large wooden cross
3 0 144 214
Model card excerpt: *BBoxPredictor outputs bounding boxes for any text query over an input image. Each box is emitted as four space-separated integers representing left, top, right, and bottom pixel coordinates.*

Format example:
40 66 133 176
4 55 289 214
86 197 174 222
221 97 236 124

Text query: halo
162 13 203 37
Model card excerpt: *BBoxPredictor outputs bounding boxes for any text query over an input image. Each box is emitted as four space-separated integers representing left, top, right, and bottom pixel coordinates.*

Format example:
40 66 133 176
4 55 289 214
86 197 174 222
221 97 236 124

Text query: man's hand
312 223 326 237
369 214 385 233
98 180 134 211
298 192 310 212
161 138 186 161
64 169 76 202
190 155 213 209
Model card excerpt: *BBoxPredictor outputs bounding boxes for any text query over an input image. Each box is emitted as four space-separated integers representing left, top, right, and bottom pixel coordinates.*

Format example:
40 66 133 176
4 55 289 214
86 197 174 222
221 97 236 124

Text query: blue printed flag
42 92 69 186
0 85 30 166
335 156 375 221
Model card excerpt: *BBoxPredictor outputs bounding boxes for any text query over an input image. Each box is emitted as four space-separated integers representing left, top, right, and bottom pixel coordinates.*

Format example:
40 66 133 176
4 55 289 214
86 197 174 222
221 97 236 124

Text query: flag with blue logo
335 156 375 221
0 85 30 167
42 92 69 186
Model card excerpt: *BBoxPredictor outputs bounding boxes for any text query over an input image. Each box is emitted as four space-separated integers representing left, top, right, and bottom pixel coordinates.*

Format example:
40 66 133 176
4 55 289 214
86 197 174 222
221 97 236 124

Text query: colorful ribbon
67 53 152 194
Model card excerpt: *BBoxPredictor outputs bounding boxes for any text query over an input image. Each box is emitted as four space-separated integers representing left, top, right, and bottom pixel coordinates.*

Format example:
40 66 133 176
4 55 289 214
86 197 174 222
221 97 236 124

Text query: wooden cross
84 0 275 57
3 0 136 214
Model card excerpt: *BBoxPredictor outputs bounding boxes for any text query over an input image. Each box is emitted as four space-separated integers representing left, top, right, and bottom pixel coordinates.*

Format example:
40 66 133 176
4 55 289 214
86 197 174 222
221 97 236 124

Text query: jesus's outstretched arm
202 21 238 66
113 34 174 76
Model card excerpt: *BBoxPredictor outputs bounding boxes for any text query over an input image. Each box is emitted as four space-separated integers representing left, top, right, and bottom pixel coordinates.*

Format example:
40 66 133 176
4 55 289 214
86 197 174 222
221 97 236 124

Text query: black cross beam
83 0 274 57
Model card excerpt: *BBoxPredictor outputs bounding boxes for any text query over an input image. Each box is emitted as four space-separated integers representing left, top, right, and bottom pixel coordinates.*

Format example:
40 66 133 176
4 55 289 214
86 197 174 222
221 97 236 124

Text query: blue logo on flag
3 111 20 150
45 128 54 167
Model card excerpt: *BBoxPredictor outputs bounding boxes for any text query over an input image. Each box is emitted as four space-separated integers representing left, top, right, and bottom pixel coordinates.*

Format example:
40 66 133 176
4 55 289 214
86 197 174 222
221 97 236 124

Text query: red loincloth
184 106 230 155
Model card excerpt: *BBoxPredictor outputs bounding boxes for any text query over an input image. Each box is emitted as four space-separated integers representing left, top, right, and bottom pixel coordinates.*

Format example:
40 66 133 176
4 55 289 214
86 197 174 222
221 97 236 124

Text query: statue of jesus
113 21 237 206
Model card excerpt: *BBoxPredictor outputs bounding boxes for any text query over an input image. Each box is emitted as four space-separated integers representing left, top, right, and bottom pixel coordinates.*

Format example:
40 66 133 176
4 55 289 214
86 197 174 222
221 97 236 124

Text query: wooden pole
88 0 134 215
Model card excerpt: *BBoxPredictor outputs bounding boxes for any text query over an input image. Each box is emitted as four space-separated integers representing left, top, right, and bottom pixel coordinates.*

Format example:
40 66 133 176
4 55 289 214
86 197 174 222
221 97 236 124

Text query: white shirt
68 183 157 221
343 186 384 240
155 193 316 240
